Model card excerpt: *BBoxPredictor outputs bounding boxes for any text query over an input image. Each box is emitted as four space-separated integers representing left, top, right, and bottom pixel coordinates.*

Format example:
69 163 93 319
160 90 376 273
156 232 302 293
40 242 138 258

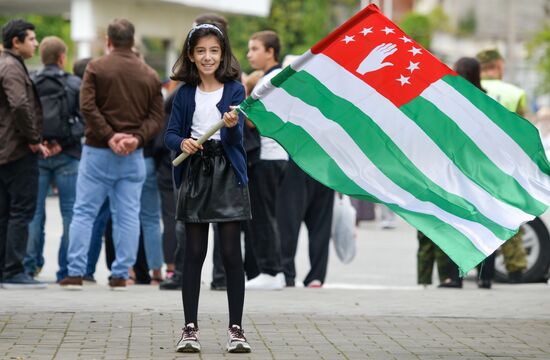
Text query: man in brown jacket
0 19 49 289
60 18 164 290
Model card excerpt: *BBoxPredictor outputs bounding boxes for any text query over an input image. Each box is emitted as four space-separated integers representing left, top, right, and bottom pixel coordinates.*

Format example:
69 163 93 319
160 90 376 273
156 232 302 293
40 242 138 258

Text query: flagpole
172 107 241 166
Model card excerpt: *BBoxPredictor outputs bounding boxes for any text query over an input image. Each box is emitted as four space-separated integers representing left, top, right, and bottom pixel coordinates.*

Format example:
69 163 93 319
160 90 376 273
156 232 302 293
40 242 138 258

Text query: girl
164 23 251 353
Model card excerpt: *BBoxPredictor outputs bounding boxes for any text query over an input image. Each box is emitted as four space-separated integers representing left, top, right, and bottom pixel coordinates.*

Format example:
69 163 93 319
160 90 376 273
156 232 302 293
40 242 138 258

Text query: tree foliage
228 0 359 73
0 1 362 74
0 15 73 69
398 12 432 49
456 8 476 37
426 5 450 33
527 23 550 94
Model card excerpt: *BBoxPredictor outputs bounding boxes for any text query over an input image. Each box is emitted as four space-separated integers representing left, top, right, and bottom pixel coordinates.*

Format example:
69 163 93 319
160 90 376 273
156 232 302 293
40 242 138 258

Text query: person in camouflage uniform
477 49 528 283
499 228 527 282
417 231 457 286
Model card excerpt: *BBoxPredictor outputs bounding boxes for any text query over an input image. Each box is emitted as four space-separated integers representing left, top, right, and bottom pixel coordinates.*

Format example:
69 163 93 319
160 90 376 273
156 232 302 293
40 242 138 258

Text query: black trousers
247 160 287 276
448 252 495 283
278 160 334 286
105 220 151 283
478 253 495 281
0 153 38 279
157 158 177 265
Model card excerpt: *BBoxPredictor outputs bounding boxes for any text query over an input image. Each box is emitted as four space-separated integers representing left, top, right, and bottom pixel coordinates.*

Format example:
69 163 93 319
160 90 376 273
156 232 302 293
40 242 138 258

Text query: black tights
182 222 244 328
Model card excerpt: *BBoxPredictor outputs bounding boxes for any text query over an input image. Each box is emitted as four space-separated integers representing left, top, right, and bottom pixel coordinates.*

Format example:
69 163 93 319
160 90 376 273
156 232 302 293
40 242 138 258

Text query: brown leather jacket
80 48 164 148
0 49 42 165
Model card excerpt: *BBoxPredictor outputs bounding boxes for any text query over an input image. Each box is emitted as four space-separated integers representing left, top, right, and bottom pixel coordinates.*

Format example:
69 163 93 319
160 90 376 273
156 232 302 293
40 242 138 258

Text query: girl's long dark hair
171 23 240 86
453 57 485 92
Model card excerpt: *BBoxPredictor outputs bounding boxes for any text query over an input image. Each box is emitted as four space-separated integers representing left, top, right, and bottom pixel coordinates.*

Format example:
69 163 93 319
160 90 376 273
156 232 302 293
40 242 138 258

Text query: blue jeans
24 154 79 281
24 217 45 273
140 157 164 270
85 199 111 277
67 146 145 279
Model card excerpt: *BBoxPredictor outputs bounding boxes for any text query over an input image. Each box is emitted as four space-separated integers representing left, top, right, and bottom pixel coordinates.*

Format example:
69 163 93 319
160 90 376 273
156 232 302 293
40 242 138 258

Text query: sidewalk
1 198 549 359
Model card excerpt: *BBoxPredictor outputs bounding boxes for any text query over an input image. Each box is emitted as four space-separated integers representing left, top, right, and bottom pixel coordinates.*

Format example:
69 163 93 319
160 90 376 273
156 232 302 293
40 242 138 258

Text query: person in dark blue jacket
164 23 251 354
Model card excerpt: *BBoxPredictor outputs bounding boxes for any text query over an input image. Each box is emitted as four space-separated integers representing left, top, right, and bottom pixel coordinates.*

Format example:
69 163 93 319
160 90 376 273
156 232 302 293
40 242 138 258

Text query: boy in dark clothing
24 36 83 282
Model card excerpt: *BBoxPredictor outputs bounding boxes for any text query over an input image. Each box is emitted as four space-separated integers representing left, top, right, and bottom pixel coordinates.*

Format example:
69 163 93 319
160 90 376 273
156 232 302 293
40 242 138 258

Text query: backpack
32 69 74 140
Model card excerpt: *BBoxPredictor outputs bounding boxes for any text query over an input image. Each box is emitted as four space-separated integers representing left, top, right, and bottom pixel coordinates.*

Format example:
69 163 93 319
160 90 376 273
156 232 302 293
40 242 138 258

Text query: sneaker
109 277 127 291
245 273 284 290
176 323 200 353
159 274 182 290
83 275 96 283
306 279 323 288
59 276 83 290
226 325 251 353
3 273 47 289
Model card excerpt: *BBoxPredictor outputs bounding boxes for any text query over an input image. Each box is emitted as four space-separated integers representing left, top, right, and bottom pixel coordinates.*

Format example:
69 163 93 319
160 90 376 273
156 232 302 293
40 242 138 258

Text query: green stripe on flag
390 205 487 273
401 96 547 216
267 68 515 240
241 98 488 273
443 75 550 177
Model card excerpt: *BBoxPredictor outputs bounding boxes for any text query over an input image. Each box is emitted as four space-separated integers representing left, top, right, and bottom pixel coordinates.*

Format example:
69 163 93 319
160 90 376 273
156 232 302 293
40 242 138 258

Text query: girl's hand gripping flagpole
172 106 243 166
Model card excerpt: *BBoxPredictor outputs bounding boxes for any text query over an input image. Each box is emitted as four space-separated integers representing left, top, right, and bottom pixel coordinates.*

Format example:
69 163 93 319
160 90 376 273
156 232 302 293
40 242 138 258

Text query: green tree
0 15 73 70
456 8 476 37
398 12 432 49
427 5 450 33
527 23 550 94
228 0 358 73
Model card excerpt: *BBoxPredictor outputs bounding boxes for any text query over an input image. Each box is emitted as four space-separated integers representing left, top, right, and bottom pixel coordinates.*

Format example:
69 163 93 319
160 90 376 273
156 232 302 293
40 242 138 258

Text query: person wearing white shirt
244 31 288 290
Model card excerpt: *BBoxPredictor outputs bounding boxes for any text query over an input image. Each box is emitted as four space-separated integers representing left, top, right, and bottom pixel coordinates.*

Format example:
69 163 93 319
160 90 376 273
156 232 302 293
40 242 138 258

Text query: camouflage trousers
417 232 454 285
500 228 527 273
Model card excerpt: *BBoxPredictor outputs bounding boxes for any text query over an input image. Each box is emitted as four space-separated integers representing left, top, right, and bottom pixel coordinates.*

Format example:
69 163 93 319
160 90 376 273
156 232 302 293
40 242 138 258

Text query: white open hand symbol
356 43 398 75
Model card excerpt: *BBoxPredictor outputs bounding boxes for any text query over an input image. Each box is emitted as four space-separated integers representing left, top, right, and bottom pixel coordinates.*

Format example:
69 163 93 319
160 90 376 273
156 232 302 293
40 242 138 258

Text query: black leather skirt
176 140 251 223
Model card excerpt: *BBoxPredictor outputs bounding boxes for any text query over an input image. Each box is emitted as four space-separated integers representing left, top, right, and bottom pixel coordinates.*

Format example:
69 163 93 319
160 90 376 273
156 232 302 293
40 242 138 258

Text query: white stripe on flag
260 86 502 255
422 79 550 205
288 52 532 230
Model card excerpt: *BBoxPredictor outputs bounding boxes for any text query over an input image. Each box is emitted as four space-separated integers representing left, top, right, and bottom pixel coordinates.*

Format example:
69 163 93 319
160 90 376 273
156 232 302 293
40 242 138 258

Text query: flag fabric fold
239 4 550 273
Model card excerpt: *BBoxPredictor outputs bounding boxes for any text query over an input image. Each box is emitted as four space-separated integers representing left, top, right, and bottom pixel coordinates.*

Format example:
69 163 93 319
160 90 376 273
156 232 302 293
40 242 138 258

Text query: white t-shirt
254 69 289 161
190 86 224 141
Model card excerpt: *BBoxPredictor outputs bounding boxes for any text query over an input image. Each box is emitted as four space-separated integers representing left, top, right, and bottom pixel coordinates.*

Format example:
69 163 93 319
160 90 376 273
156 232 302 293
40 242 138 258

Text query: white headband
188 23 224 45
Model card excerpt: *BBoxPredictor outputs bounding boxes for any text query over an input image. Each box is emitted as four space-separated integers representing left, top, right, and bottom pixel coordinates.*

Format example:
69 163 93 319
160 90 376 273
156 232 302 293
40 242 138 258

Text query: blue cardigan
164 80 248 188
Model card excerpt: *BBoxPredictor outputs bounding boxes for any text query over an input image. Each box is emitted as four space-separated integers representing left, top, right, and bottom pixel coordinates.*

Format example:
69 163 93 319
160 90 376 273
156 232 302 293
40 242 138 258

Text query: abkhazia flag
238 4 550 273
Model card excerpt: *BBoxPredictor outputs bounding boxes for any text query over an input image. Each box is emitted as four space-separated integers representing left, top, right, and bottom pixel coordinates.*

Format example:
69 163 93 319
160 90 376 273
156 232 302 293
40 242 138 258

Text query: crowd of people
0 12 542 355
0 14 341 354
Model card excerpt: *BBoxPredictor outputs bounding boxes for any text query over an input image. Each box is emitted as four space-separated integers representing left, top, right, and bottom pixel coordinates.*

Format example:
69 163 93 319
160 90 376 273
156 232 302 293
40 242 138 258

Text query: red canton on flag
313 6 452 107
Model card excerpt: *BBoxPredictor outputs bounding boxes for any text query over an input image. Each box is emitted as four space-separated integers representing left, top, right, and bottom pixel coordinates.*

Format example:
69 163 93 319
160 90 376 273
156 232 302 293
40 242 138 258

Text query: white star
396 74 411 86
360 27 373 36
342 35 355 44
399 36 412 43
406 61 420 73
381 26 395 35
408 46 422 56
